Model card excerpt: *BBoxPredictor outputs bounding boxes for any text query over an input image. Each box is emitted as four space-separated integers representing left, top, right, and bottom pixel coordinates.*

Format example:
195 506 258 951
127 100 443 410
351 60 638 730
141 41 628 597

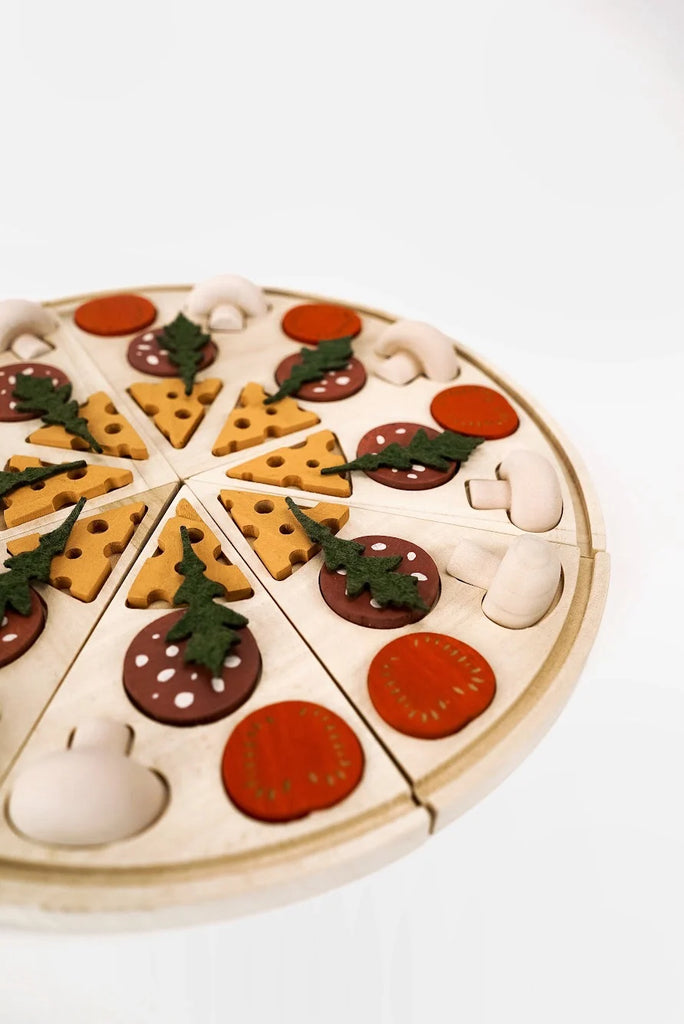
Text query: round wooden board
0 285 609 930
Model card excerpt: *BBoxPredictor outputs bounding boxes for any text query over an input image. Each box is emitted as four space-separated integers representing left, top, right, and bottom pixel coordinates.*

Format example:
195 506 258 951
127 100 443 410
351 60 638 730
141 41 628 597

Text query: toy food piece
226 430 351 498
274 353 366 402
222 700 365 823
319 535 439 629
219 490 349 580
0 299 58 359
0 589 46 668
7 503 146 603
27 391 149 459
212 382 319 456
281 303 362 346
447 534 562 629
468 450 562 532
127 499 251 608
2 455 133 529
185 274 268 329
127 327 217 377
367 632 496 739
374 320 459 386
8 719 167 846
0 363 70 422
74 294 157 337
123 610 260 727
430 384 519 439
128 377 222 449
355 423 460 491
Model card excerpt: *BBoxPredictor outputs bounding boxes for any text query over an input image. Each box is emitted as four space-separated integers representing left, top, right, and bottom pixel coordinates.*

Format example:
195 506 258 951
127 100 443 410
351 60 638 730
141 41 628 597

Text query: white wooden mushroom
447 534 562 628
185 274 268 331
373 320 459 386
468 450 563 532
8 719 168 847
0 299 58 359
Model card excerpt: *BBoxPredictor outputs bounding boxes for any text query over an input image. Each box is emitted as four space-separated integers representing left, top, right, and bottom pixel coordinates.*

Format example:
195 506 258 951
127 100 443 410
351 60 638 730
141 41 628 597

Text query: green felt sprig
12 375 102 453
0 460 87 501
166 525 249 678
159 313 212 396
265 337 354 404
0 498 86 619
285 497 427 611
321 428 484 476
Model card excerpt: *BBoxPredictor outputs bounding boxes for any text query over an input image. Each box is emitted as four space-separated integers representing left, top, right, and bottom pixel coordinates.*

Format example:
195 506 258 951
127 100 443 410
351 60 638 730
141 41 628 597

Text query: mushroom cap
498 450 563 532
483 534 562 628
9 748 168 846
374 319 459 381
0 299 59 351
185 274 268 321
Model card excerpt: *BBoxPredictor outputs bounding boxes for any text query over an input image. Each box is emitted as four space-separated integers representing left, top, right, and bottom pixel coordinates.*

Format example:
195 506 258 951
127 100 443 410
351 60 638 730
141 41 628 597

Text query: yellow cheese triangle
212 382 320 456
27 392 149 460
128 378 222 448
225 430 351 498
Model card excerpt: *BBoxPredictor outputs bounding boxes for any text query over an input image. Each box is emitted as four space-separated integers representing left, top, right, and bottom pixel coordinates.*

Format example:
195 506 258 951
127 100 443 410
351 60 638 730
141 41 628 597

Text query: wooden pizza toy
0 278 609 928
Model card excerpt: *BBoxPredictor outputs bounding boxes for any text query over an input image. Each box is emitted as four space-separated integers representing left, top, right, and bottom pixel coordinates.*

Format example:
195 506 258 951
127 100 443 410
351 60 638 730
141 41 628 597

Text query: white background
1 1 682 1021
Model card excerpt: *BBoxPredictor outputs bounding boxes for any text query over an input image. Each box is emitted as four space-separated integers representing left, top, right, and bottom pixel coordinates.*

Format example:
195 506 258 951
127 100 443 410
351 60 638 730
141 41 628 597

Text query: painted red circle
318 535 440 629
123 610 261 727
127 328 217 377
74 294 157 337
0 363 70 422
356 422 459 490
222 700 365 823
430 385 519 440
274 353 366 401
367 632 496 739
0 589 47 668
281 303 362 346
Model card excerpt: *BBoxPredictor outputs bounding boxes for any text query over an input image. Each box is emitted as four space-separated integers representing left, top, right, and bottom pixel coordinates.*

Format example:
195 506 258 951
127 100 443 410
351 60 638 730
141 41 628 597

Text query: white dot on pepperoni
406 551 417 561
9 402 16 410
143 333 155 341
224 654 241 669
336 568 347 575
391 468 399 473
8 376 15 384
370 599 383 609
1 616 7 628
376 435 385 445
166 645 179 657
138 344 150 351
152 633 160 640
411 572 428 581
23 367 34 375
407 473 418 479
312 386 326 393
135 654 149 668
335 376 350 386
157 668 175 683
395 427 406 434
146 355 160 366
191 672 198 681
412 465 426 472
174 692 194 709
152 693 159 699
371 542 387 551
211 677 225 693
2 633 18 643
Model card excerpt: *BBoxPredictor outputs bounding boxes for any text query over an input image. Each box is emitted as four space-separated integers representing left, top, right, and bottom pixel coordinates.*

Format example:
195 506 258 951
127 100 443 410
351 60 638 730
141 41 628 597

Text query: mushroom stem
468 479 511 510
375 350 422 386
446 539 501 590
69 719 132 756
208 303 244 332
11 332 52 359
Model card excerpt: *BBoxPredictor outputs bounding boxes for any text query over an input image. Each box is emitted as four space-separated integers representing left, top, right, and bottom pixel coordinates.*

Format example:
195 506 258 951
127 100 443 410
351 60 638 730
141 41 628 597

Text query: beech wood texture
0 284 608 929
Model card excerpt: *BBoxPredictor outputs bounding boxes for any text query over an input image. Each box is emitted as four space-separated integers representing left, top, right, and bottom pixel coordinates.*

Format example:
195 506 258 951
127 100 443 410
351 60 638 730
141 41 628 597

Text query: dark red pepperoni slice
367 632 496 739
355 422 459 490
0 363 70 422
222 700 365 822
281 303 362 346
318 536 439 629
274 353 366 401
123 610 261 727
74 294 157 337
430 384 519 440
127 328 217 377
0 589 47 668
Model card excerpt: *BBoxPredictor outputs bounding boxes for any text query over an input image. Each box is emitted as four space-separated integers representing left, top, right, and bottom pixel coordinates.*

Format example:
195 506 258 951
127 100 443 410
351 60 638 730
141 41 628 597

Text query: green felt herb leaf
12 375 102 453
0 498 86 618
166 525 249 678
321 428 484 475
285 497 428 611
0 460 88 501
265 337 354 404
158 313 212 396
